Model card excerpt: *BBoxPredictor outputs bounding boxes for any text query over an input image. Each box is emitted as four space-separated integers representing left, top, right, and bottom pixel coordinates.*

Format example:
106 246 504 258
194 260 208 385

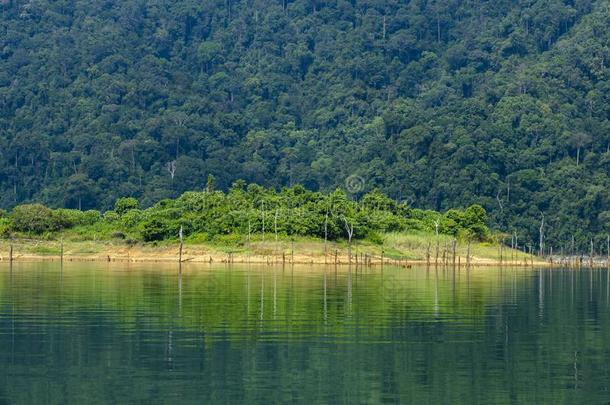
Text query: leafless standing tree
569 132 592 166
248 216 251 243
343 216 354 264
496 189 504 214
178 225 184 265
274 208 279 242
606 235 609 268
166 161 176 180
324 209 329 257
539 212 545 257
434 219 440 265
261 200 266 242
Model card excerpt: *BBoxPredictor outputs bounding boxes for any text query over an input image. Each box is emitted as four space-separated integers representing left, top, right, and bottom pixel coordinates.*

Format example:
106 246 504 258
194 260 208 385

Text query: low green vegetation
1 181 490 250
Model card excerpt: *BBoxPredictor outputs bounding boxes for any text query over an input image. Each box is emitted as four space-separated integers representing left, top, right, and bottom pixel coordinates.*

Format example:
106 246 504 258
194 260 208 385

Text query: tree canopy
0 0 608 250
3 183 490 245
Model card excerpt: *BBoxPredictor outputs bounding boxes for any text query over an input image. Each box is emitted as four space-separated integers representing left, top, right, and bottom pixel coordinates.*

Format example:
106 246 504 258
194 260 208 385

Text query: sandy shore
0 237 567 267
0 248 551 267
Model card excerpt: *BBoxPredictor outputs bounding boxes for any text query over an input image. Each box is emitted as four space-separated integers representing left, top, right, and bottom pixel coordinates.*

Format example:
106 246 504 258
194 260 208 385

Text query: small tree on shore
10 204 57 234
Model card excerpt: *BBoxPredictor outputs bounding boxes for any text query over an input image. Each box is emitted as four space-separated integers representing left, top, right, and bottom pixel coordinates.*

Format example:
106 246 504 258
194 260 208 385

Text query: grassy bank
0 184 542 266
0 231 540 266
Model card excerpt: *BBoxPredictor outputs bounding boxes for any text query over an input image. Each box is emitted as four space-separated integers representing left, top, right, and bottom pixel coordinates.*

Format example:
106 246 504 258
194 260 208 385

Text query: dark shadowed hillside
0 0 608 248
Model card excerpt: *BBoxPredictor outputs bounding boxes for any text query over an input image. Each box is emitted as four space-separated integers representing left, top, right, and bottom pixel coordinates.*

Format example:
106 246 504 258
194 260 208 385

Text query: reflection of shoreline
0 265 604 404
0 264 528 336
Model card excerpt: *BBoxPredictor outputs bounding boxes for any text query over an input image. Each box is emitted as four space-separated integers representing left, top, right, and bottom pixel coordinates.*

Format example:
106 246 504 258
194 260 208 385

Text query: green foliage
128 184 491 243
0 218 10 238
206 175 216 193
104 211 120 223
120 210 143 228
599 211 610 233
0 0 607 248
140 217 175 242
366 231 384 246
462 205 489 240
53 209 101 229
4 182 491 242
9 205 102 235
10 204 57 234
114 198 140 215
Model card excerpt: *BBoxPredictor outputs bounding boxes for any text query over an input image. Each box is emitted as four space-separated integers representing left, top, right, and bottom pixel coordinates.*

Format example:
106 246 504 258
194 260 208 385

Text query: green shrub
81 210 102 225
52 209 80 228
111 231 126 239
10 204 57 234
114 197 139 215
186 232 210 244
52 209 102 229
212 233 244 246
366 231 384 245
120 209 143 228
140 217 175 241
462 205 489 240
0 218 10 237
104 211 120 222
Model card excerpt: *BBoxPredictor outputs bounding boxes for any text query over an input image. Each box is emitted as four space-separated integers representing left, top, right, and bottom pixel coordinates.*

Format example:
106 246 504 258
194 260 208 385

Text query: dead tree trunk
343 217 354 265
539 213 545 257
261 201 266 242
274 208 279 242
248 217 251 242
434 220 440 266
452 239 457 267
500 236 504 265
510 233 515 263
179 226 184 265
324 209 329 263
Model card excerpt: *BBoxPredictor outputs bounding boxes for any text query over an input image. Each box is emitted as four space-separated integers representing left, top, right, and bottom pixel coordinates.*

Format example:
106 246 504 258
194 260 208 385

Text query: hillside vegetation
0 181 489 243
0 0 609 250
0 181 527 263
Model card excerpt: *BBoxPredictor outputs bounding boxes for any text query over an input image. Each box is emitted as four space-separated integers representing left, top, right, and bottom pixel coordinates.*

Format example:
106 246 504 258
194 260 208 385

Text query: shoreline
0 250 553 268
0 237 591 268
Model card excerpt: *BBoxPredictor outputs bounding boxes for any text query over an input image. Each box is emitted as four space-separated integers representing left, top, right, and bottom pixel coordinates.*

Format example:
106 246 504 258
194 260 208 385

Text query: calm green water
1 263 610 404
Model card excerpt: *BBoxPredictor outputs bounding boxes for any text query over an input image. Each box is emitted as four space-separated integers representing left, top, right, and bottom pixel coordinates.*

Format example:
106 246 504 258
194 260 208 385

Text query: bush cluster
5 183 490 242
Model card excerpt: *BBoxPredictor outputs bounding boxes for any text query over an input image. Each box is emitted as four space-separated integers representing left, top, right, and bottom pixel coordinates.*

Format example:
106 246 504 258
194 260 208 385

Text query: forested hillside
0 0 609 250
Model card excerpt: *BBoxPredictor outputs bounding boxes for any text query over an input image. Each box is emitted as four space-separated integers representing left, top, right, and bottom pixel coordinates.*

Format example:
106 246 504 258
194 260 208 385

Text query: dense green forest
0 0 608 250
0 182 490 246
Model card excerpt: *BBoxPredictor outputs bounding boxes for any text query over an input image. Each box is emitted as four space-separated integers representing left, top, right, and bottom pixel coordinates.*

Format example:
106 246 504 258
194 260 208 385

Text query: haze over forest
1 0 609 248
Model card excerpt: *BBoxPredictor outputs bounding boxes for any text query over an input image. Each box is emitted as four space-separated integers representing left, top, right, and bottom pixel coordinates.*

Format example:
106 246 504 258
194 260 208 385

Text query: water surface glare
1 263 610 404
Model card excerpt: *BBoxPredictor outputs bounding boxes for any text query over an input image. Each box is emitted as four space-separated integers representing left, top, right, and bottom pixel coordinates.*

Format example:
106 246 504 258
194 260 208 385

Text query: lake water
1 263 609 404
